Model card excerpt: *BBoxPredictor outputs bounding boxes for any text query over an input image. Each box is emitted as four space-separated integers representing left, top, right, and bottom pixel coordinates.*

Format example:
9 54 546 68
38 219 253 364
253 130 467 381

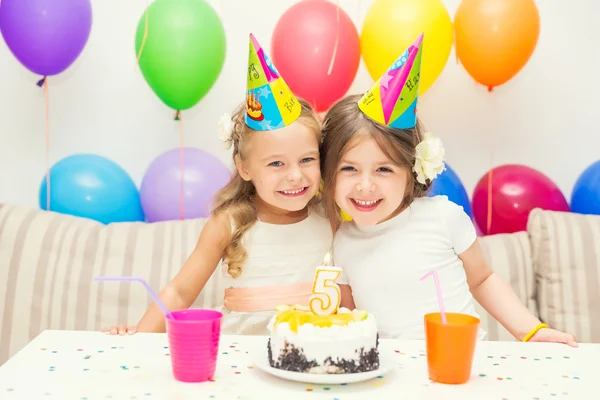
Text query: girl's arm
340 284 356 310
135 212 230 333
459 239 577 346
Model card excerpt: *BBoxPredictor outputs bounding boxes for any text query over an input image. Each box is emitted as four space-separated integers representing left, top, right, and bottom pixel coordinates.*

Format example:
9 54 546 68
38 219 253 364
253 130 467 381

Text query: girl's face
334 136 409 227
236 122 321 213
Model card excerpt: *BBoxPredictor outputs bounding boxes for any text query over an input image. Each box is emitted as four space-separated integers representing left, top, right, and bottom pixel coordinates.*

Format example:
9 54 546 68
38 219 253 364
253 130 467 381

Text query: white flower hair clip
218 112 235 149
413 132 446 184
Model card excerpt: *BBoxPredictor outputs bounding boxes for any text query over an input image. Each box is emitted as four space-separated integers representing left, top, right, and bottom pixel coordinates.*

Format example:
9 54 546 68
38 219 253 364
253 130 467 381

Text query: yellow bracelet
522 323 549 342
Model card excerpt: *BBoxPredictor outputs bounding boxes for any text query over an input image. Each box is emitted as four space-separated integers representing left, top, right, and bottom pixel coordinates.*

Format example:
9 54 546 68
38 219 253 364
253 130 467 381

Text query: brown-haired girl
103 34 332 336
321 35 576 346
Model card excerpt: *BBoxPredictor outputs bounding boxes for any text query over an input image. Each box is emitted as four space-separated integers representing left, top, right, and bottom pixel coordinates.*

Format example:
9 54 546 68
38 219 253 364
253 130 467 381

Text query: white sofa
1 203 599 365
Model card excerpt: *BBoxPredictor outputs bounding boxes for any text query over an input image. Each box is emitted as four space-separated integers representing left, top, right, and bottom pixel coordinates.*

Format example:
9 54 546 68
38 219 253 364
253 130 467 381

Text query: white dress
333 196 487 340
217 210 333 335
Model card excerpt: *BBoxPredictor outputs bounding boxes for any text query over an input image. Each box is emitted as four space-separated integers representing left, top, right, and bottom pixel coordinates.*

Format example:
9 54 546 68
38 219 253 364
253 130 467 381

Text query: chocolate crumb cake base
267 306 380 374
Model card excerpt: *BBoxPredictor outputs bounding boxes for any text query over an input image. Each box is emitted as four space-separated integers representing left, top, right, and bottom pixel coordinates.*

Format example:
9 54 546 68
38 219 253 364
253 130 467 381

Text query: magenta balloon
140 148 231 222
0 0 92 76
472 164 569 235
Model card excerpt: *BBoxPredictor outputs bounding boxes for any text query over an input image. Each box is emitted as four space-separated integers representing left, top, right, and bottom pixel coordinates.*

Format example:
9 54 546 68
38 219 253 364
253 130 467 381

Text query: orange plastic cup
424 312 480 384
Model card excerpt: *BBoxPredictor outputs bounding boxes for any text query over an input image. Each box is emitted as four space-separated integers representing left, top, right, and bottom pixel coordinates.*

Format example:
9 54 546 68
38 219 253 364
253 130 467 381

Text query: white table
0 330 595 399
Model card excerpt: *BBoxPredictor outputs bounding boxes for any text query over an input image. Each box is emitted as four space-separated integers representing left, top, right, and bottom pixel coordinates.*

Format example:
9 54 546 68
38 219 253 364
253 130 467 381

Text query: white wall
1 0 599 209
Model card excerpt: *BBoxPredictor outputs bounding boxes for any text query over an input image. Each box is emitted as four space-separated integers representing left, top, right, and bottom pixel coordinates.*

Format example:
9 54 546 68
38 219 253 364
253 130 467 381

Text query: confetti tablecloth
0 330 596 399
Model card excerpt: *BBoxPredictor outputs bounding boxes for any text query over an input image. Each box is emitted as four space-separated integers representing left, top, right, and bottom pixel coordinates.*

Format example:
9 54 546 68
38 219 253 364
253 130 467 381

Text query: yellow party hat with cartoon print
358 33 423 129
245 33 302 131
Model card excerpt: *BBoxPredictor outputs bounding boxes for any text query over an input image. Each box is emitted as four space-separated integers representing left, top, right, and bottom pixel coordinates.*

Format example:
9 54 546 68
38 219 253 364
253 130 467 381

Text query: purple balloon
0 0 92 76
140 148 232 222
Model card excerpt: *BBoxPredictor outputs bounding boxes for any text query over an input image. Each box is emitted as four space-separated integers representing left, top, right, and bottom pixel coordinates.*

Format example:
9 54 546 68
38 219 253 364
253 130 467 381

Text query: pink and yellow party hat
358 33 424 129
245 33 302 131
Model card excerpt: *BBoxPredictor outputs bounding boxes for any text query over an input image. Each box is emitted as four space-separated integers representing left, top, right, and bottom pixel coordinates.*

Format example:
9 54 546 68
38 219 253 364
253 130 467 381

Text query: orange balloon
454 0 540 90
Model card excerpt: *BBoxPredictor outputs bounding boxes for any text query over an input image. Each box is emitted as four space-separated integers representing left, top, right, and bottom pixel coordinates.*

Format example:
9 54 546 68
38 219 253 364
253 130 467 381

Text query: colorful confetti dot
563 356 570 359
41 348 46 350
84 355 91 359
377 375 384 379
83 368 89 371
479 374 486 377
111 346 117 349
222 352 228 355
521 356 527 359
144 394 151 396
487 355 493 358
493 363 499 366
340 383 347 386
507 377 512 380
235 371 241 375
534 358 540 361
229 345 235 348
497 377 503 380
562 375 569 378
306 387 313 392
52 350 57 353
134 366 140 369
411 356 417 359
573 376 580 380
6 388 14 392
165 354 170 356
247 366 253 369
121 366 129 370
501 356 506 359
98 350 103 353
323 387 331 391
231 365 238 368
546 356 552 359
77 349 83 351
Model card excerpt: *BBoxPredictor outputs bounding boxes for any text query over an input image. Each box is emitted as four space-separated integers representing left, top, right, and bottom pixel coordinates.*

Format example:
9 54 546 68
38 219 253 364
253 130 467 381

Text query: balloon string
486 132 494 234
43 78 51 211
327 0 341 76
134 0 150 70
179 114 184 220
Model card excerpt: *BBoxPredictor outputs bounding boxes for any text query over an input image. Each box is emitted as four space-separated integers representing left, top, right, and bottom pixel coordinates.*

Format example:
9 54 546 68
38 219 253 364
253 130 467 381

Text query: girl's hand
529 328 578 347
101 324 137 336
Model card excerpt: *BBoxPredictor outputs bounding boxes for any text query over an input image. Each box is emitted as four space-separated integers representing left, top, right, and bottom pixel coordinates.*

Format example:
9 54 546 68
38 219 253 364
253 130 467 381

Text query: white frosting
268 313 379 367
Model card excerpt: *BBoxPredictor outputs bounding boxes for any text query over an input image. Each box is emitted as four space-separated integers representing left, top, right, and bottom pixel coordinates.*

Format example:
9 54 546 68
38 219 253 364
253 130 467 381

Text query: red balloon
271 0 360 112
472 165 569 235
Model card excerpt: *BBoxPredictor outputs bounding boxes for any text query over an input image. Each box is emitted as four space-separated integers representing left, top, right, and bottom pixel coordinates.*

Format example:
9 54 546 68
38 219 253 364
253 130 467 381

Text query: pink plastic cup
165 309 223 382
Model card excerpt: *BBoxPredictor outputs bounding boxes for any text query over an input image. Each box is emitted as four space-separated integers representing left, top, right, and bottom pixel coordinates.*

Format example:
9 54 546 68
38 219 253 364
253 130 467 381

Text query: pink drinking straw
420 270 447 324
94 276 174 319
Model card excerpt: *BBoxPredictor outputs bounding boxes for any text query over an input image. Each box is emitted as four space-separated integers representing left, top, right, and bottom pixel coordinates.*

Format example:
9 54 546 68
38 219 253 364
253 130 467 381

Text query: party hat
245 33 302 131
358 33 424 129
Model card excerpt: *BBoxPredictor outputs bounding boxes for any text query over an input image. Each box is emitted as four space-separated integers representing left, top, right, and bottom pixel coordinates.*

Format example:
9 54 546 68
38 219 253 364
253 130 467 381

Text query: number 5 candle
309 259 342 316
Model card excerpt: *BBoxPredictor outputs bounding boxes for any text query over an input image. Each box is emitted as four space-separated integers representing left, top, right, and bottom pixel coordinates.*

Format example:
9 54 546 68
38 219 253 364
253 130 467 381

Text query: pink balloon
472 164 569 235
271 0 360 112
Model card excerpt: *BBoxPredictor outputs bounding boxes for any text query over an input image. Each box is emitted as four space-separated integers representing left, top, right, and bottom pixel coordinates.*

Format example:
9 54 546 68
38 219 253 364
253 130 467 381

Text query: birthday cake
267 304 380 374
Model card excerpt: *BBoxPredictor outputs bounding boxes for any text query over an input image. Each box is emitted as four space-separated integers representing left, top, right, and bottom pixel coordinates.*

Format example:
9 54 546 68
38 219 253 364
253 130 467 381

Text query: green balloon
135 0 226 111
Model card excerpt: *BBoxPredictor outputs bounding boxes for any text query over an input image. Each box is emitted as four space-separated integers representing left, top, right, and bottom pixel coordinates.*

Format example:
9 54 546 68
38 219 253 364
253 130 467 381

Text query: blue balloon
429 163 472 218
571 160 600 215
39 154 145 224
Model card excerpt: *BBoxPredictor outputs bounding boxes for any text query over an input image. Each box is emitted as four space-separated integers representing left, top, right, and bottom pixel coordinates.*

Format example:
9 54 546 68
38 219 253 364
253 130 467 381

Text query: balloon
429 163 472 218
454 0 540 90
39 154 144 224
571 160 600 215
472 165 569 235
271 0 360 112
140 148 231 222
0 0 92 76
360 0 453 96
135 0 226 111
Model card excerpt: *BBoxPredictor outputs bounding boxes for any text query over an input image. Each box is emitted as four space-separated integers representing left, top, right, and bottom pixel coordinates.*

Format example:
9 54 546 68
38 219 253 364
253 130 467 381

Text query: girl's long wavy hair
211 98 321 278
320 94 430 232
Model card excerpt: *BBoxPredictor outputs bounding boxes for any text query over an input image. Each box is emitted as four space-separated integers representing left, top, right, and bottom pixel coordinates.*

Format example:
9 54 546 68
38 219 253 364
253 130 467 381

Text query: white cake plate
252 346 396 385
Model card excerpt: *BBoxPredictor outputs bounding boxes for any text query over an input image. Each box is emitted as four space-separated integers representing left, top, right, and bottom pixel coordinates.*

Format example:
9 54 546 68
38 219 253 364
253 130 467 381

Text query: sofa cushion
528 208 600 343
0 203 223 365
476 231 537 341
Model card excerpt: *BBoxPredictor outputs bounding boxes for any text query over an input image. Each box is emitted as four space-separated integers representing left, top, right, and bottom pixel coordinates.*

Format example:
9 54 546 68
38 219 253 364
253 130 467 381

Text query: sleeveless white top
218 210 333 335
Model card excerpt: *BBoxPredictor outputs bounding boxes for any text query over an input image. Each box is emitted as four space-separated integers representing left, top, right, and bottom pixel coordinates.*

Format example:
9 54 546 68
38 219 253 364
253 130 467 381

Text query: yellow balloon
360 0 453 95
